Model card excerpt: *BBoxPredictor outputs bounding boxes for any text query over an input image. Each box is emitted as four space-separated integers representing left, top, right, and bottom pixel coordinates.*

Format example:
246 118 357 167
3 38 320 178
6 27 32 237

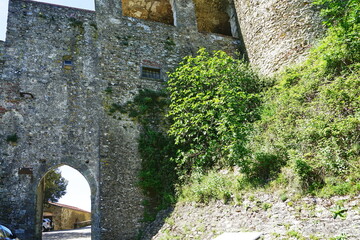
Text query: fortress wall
234 0 325 75
0 0 328 239
1 0 241 239
0 41 4 75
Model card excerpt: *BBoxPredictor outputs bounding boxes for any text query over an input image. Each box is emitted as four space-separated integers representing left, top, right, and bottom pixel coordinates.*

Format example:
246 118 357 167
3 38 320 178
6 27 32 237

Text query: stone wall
193 0 232 36
0 1 100 239
122 0 174 25
96 1 241 238
0 41 4 75
234 0 325 75
143 194 360 240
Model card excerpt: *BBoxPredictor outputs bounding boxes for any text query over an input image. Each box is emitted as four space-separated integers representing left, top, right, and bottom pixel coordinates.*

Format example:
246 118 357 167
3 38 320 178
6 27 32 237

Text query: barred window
141 66 161 80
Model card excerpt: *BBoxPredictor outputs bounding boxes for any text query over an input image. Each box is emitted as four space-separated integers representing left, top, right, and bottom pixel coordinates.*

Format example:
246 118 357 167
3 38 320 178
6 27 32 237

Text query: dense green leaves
167 49 261 176
312 0 360 27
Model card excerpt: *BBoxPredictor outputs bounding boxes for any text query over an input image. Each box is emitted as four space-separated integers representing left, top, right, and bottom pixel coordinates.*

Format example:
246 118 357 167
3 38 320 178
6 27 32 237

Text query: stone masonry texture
142 194 360 240
234 0 325 75
0 0 324 239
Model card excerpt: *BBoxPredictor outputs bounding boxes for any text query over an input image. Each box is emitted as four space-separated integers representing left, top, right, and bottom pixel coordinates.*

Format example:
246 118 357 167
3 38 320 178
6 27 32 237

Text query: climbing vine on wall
108 89 178 221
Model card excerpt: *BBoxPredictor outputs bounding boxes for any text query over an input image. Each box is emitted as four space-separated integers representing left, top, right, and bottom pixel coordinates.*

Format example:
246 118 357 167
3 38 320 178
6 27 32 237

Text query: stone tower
0 0 323 239
234 0 324 75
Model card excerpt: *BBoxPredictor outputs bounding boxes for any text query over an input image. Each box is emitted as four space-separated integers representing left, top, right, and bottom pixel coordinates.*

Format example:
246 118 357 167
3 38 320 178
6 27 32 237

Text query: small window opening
63 60 73 70
141 66 161 80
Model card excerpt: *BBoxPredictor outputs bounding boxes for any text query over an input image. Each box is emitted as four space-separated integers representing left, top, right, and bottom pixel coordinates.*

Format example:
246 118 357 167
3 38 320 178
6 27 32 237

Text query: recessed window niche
122 0 174 25
193 0 232 36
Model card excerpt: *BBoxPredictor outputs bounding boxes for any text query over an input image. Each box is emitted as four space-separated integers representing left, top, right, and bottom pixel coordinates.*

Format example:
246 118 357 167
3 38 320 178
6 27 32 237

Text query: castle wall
0 41 4 75
0 0 327 239
234 0 325 75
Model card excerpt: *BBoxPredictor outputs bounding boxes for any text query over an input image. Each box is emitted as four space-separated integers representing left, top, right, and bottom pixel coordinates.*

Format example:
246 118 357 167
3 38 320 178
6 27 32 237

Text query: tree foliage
312 0 360 28
167 49 261 177
43 169 68 203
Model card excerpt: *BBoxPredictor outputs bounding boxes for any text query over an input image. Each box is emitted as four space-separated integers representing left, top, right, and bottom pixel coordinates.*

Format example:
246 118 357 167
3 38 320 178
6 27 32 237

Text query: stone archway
35 164 100 240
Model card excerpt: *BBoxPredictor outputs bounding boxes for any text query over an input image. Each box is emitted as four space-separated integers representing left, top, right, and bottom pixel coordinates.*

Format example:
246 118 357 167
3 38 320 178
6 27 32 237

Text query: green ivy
109 89 177 221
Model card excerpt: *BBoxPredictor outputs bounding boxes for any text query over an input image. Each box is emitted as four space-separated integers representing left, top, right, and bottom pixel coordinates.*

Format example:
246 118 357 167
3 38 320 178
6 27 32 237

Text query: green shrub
167 49 262 178
241 152 286 186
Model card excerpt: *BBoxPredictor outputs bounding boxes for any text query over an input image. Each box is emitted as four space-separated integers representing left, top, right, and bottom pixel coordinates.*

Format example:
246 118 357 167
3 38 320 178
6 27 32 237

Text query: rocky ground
142 193 360 240
42 226 91 240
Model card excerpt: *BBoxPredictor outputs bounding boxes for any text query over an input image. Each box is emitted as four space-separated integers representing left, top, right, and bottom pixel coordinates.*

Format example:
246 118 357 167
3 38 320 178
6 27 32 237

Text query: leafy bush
167 49 262 177
241 152 286 186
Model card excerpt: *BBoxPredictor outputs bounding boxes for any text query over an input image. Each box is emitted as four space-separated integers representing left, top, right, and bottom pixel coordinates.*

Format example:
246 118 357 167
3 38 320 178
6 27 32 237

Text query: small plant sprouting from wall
69 17 85 34
69 17 84 28
6 134 19 144
38 12 47 19
108 89 178 221
104 86 113 94
90 22 98 30
164 37 176 51
330 205 348 219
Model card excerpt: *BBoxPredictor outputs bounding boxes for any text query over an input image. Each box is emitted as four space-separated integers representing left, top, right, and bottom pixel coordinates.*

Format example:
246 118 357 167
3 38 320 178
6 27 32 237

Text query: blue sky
0 0 95 41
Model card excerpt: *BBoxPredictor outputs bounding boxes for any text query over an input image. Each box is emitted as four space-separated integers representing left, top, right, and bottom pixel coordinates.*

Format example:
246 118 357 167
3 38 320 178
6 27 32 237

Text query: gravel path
42 226 91 240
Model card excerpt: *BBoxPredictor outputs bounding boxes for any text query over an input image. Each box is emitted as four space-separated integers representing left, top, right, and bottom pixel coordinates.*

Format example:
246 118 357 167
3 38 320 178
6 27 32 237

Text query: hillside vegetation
175 0 359 203
114 0 359 218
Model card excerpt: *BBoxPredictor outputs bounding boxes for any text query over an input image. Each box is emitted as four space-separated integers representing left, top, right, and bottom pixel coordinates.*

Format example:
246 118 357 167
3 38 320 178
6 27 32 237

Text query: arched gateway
36 164 97 238
0 0 241 239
